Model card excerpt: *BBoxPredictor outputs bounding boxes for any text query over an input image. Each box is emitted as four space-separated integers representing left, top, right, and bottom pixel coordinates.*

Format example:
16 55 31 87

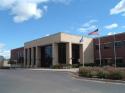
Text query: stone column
24 48 26 68
66 42 72 64
80 44 84 66
31 47 34 68
52 43 58 65
36 46 41 67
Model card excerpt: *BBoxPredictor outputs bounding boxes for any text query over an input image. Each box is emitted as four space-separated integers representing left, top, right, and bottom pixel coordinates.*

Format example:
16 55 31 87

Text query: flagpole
98 35 102 66
113 34 117 68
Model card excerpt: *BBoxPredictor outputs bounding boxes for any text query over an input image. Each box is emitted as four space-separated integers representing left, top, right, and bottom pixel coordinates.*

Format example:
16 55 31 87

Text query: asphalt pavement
0 69 125 93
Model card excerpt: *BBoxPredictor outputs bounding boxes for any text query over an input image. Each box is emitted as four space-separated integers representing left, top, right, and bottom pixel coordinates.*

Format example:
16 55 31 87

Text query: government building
11 32 125 68
11 32 94 68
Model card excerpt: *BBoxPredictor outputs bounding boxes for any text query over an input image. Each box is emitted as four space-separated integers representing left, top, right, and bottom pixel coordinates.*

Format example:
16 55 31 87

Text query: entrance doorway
58 43 66 64
40 45 52 67
72 44 80 64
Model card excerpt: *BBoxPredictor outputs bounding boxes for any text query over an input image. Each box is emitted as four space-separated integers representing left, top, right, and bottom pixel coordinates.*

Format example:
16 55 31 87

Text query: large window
95 45 99 50
103 43 112 49
58 43 66 64
115 41 123 47
41 45 52 67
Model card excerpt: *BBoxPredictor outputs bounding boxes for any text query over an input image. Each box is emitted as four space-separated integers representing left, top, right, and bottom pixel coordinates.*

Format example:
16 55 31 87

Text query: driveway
0 69 125 93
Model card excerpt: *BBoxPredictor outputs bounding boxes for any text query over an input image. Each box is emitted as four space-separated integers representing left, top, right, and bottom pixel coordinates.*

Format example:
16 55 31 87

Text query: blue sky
0 0 125 58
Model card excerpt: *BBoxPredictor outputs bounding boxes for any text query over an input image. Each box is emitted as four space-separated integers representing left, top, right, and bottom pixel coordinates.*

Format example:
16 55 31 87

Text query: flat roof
25 32 92 44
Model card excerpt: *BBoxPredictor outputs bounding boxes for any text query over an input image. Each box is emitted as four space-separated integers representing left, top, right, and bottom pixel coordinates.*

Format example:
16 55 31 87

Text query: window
95 45 99 50
115 41 123 47
103 43 112 49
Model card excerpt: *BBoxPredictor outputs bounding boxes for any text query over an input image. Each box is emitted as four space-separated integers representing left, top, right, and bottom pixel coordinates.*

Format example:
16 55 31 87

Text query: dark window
72 44 80 64
58 43 66 64
29 48 31 65
41 45 52 67
116 58 125 67
103 43 112 49
115 41 123 47
33 47 36 65
95 45 99 50
25 49 28 65
123 41 125 46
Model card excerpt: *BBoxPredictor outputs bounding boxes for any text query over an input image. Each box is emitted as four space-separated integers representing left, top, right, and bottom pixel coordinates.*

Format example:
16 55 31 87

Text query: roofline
11 47 24 51
24 32 92 44
94 32 125 39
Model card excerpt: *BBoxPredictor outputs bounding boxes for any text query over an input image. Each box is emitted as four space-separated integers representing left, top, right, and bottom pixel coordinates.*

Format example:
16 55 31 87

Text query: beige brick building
24 32 94 68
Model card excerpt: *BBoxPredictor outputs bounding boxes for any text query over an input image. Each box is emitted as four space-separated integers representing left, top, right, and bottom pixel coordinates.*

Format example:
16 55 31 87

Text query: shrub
97 71 109 79
79 67 125 80
52 65 62 69
108 71 124 80
52 64 72 69
72 64 79 68
79 67 91 77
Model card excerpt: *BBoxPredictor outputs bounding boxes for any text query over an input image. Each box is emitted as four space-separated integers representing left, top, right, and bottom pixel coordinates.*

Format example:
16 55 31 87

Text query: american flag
79 36 84 42
88 29 99 35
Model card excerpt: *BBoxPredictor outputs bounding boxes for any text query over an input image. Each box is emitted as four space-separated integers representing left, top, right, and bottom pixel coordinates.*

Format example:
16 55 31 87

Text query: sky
0 0 125 58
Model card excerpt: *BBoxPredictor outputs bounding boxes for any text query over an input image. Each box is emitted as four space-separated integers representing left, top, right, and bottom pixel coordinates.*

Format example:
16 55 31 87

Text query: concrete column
52 43 58 65
26 48 30 68
31 47 34 68
66 42 72 64
80 44 84 66
36 46 41 67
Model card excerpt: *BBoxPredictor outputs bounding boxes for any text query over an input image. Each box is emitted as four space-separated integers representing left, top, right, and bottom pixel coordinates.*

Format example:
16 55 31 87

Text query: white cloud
110 0 125 16
45 34 50 36
78 20 98 32
107 32 116 35
0 43 10 59
0 0 71 23
104 23 118 29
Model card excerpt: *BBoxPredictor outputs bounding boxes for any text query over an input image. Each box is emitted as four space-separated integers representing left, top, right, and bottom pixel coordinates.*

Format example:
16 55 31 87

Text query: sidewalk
28 68 79 72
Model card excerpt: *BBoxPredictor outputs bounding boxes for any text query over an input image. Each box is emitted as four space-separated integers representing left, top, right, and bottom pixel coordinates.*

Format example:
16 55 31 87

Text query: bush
108 71 124 80
52 64 72 69
84 63 98 67
79 67 91 77
79 67 125 80
97 71 109 79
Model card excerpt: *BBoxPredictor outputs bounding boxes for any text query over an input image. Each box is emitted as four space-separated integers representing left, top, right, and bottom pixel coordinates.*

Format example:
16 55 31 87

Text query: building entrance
72 44 80 64
40 45 52 67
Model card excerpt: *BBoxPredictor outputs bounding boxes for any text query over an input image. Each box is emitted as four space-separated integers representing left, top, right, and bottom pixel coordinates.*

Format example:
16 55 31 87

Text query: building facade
11 47 24 67
11 32 125 68
0 56 4 67
24 32 94 68
94 33 125 67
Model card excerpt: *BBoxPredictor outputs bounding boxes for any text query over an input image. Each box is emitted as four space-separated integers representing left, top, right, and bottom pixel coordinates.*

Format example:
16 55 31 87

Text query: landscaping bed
79 67 125 80
52 64 83 69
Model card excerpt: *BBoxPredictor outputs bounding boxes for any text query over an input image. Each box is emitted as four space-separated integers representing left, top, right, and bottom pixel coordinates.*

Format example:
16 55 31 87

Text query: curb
70 72 125 85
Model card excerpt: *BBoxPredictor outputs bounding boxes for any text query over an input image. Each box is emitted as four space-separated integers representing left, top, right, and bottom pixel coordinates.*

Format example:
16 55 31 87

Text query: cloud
45 34 50 36
0 0 71 23
0 43 10 59
107 32 116 35
104 23 118 29
110 0 125 16
78 20 98 32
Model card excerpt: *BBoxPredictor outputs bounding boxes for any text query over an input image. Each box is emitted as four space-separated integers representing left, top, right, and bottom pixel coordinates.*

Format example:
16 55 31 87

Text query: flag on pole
88 28 102 66
88 29 99 35
80 36 84 42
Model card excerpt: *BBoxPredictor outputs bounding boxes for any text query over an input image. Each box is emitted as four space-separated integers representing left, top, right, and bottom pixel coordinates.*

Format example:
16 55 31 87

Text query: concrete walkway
28 68 79 72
